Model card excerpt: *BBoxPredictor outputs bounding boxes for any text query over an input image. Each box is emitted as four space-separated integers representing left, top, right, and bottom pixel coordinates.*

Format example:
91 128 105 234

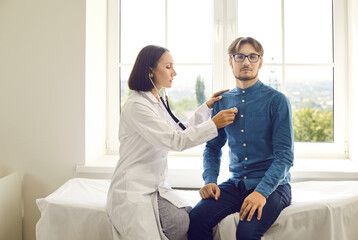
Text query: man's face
229 43 263 82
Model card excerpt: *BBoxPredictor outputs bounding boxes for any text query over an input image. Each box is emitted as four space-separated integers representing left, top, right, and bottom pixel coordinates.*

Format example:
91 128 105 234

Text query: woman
107 45 237 240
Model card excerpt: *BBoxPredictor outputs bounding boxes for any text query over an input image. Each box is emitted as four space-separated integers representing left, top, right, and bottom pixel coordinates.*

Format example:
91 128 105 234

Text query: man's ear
229 57 233 67
258 58 263 69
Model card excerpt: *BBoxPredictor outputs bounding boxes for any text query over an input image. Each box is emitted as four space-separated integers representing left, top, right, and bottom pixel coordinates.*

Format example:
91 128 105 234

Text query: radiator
0 172 22 240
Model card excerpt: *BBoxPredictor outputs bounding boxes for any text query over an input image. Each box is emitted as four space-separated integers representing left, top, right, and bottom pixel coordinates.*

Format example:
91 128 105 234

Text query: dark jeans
188 180 291 240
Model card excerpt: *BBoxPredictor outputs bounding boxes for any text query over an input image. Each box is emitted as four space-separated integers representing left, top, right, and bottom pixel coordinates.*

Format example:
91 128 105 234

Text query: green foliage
195 75 206 106
171 98 197 121
120 87 133 111
293 107 333 142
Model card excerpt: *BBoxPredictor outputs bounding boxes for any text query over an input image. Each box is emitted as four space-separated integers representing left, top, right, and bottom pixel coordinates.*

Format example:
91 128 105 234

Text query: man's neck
235 78 258 89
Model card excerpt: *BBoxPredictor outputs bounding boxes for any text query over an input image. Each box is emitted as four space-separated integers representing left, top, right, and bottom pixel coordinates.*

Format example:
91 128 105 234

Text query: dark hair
227 37 264 57
128 45 168 91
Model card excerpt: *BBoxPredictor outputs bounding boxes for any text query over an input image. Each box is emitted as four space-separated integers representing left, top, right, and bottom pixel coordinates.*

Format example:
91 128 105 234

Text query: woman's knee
162 207 189 240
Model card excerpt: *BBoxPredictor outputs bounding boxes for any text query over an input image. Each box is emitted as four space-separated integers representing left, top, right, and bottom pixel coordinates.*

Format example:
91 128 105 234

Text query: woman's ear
148 67 154 78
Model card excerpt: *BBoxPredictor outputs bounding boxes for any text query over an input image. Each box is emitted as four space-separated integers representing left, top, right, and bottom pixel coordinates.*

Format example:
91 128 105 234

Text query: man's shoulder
260 83 288 100
213 89 237 110
221 88 237 96
220 88 239 100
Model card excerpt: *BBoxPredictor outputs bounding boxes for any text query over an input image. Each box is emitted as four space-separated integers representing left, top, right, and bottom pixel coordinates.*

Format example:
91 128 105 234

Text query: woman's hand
206 89 230 109
212 108 238 128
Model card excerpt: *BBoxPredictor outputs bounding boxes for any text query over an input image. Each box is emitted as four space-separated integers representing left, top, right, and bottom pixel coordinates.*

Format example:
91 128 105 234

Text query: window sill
76 156 358 188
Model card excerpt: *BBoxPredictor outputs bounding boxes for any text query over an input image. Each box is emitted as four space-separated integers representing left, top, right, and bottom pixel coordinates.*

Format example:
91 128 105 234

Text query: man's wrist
204 178 218 186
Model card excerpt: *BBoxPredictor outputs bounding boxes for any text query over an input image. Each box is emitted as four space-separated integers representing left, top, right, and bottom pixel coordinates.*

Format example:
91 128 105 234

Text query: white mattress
36 178 358 240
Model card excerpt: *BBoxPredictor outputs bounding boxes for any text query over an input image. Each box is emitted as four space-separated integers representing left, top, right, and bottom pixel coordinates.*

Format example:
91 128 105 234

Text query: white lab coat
107 91 218 240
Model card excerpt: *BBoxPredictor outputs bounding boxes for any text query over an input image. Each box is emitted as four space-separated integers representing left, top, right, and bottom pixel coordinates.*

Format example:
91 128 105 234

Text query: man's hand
199 183 221 200
240 191 266 221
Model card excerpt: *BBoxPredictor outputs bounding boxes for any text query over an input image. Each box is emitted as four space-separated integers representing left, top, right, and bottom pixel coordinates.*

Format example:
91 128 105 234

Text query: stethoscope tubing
149 74 186 130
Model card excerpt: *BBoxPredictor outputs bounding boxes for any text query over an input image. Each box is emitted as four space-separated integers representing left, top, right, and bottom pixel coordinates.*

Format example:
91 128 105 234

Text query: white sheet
0 172 22 240
36 179 358 240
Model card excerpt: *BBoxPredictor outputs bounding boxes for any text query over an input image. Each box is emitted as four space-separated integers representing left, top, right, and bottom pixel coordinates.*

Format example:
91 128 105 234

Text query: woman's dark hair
128 45 168 91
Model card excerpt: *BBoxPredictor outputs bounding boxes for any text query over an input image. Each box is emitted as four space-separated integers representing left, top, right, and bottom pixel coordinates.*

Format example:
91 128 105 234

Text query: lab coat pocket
125 172 159 203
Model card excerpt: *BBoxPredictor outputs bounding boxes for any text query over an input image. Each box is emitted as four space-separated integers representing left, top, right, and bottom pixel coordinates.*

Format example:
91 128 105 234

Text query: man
188 37 294 240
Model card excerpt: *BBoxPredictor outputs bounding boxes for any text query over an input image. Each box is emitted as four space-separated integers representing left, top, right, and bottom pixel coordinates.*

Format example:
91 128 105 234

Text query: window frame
106 0 348 160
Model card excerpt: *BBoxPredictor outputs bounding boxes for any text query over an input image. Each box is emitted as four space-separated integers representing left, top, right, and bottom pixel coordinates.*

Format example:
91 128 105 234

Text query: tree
195 75 206 106
171 98 196 122
292 107 333 142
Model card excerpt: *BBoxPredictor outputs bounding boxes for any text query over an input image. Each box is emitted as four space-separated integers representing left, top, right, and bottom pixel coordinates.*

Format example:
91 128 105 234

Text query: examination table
36 178 358 240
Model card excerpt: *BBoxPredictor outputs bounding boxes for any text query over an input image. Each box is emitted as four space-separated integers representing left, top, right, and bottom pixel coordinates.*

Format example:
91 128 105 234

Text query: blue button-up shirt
203 80 294 198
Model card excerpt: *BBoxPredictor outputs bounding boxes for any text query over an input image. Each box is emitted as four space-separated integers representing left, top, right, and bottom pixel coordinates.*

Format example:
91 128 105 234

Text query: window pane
120 0 165 63
285 66 333 142
285 0 333 63
259 66 282 92
167 65 213 122
168 0 213 63
237 0 282 63
120 66 132 111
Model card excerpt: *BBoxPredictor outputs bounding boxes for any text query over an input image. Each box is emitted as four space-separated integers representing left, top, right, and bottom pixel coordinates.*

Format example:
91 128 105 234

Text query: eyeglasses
231 53 261 63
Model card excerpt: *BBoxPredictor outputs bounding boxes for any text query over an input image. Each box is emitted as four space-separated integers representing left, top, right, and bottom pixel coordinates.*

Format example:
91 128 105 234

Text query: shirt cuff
254 183 272 199
203 170 219 185
204 177 218 185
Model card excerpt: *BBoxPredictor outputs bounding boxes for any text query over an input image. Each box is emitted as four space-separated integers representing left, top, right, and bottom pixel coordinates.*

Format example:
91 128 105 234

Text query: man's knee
188 203 206 226
236 230 260 240
236 221 264 240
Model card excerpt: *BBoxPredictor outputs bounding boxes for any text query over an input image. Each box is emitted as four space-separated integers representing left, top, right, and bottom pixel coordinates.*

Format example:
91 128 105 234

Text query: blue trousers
188 180 291 240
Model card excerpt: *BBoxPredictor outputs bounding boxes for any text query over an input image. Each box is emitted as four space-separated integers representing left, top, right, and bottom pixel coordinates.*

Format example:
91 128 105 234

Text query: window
107 0 347 161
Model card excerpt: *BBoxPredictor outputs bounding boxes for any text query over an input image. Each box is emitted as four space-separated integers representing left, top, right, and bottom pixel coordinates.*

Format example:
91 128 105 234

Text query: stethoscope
149 74 186 130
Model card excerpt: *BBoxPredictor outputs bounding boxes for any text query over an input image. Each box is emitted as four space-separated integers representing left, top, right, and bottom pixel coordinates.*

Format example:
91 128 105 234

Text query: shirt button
241 114 244 118
244 176 247 179
244 166 247 169
243 143 246 147
241 129 244 132
245 157 248 160
242 99 245 103
242 90 246 93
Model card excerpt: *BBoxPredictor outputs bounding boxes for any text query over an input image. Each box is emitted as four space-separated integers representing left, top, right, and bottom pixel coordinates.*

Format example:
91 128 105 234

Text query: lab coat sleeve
126 101 218 152
186 103 212 127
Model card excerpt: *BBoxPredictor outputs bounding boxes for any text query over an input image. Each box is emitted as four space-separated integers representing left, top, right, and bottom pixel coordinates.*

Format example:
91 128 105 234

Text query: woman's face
151 51 177 90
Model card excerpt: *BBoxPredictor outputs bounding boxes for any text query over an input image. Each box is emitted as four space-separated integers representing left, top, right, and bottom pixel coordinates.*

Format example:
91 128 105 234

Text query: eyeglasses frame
231 53 261 63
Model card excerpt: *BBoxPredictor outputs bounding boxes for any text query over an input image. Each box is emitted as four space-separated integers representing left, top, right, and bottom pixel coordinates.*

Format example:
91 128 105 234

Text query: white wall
0 0 110 239
0 0 357 239
348 0 358 161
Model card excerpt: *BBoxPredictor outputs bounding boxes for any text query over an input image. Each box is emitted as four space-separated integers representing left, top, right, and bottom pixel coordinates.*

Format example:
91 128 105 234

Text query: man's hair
128 45 168 91
227 37 264 57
